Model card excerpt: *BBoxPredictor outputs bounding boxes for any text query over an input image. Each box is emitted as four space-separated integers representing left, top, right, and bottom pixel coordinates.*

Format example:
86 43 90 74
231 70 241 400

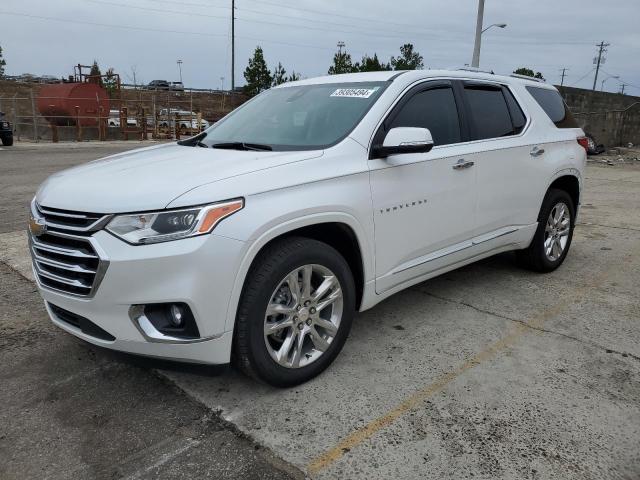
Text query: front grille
36 204 107 232
29 203 111 297
49 303 116 341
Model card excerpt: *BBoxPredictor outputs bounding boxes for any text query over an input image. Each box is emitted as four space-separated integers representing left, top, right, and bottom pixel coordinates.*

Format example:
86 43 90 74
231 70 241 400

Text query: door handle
452 159 474 170
530 146 545 157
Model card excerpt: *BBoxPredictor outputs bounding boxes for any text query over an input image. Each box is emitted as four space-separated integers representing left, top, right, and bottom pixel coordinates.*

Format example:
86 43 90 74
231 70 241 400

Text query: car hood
36 143 323 213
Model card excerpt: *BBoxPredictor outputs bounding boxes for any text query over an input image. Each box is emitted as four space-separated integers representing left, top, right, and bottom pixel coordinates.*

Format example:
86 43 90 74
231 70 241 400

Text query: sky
1 0 639 94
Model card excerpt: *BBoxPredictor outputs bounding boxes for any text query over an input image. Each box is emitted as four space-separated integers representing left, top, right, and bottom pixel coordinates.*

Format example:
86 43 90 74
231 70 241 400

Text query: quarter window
526 86 578 128
464 86 515 140
388 87 461 146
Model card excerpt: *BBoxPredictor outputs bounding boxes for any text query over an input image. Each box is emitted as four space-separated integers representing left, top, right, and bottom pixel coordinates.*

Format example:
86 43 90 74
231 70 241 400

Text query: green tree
358 53 391 72
0 44 6 78
88 60 103 85
243 46 272 96
513 67 545 81
328 50 359 75
288 71 301 82
104 67 119 97
272 62 287 86
390 44 423 70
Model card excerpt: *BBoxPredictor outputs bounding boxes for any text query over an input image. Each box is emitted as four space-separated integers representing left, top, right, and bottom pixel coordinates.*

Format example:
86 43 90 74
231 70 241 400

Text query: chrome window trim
367 76 532 156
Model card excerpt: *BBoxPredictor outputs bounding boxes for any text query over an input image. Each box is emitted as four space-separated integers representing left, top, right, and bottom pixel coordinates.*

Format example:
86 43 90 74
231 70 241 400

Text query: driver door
368 80 478 293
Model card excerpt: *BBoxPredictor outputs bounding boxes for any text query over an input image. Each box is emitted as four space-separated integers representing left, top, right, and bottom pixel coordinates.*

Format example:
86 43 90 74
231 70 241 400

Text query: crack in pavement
576 222 640 233
418 289 640 363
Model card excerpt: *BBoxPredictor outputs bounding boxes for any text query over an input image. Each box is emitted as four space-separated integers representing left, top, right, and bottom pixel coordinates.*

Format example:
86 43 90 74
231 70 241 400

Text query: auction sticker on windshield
330 87 379 98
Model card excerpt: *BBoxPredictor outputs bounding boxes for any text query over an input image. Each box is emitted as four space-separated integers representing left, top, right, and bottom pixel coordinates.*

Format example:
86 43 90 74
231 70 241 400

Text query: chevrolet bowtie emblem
29 216 47 237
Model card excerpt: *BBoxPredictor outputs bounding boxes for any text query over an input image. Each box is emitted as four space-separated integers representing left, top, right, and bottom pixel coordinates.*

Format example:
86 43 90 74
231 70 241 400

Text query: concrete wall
558 86 640 147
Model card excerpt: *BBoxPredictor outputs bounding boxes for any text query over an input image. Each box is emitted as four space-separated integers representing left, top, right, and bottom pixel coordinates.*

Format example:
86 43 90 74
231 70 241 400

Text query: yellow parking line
307 265 616 475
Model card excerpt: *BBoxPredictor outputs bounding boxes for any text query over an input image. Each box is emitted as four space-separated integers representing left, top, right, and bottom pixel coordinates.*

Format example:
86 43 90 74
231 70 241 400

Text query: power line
0 10 229 36
0 10 376 56
86 0 229 19
244 0 429 31
570 68 596 87
86 0 442 42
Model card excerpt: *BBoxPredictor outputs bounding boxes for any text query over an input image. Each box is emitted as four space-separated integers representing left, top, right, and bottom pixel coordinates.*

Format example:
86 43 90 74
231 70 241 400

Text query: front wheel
233 237 355 387
517 188 575 272
1 135 13 146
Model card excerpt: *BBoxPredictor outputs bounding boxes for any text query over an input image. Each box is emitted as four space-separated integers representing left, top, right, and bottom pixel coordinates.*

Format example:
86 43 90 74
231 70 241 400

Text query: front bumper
34 230 245 364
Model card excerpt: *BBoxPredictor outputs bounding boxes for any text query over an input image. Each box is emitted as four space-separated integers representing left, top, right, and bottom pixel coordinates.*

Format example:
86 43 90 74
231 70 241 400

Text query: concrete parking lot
1 142 639 479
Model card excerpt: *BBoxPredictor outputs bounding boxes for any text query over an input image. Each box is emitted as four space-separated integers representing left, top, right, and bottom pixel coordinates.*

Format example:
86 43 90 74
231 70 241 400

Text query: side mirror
372 127 434 158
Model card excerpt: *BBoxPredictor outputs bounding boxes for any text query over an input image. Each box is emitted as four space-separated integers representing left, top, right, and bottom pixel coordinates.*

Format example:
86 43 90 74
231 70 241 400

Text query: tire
233 236 356 387
1 135 13 146
517 188 575 272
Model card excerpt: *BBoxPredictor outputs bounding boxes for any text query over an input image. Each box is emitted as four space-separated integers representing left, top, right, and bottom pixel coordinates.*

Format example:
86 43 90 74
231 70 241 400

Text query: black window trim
368 79 469 159
460 80 530 142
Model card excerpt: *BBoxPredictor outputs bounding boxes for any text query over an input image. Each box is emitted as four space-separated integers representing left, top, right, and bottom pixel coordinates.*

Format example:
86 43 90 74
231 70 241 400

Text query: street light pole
471 0 485 68
177 59 183 84
600 75 619 91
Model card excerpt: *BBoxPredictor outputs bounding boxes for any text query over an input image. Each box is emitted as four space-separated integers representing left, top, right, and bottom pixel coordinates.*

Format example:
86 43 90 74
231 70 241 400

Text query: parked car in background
158 108 210 132
147 80 170 91
170 82 185 92
107 110 137 128
0 112 13 146
29 69 587 387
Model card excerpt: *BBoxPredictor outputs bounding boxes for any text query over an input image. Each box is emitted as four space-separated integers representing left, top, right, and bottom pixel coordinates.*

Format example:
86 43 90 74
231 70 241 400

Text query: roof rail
509 73 545 83
454 66 495 74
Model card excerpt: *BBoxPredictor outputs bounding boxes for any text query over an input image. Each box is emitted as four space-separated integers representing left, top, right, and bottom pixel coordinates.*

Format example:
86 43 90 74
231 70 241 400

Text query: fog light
170 304 184 327
130 302 200 342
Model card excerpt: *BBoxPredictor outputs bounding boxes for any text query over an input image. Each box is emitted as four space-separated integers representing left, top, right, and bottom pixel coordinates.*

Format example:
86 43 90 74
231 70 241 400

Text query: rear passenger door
460 82 545 237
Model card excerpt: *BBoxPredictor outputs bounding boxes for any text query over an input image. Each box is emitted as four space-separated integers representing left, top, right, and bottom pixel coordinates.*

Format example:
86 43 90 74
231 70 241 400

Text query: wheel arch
546 173 581 216
223 213 372 333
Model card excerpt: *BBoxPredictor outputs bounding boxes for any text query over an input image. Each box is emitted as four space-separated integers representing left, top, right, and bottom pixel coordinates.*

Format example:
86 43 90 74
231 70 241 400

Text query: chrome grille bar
35 203 112 233
29 201 110 297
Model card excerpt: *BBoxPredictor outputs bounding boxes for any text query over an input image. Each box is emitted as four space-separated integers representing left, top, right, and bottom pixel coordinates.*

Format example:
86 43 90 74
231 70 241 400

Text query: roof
278 69 556 90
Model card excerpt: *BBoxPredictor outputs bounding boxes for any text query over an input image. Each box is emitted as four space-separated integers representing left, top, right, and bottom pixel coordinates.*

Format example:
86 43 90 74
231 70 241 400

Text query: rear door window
388 86 461 146
464 85 516 140
526 86 578 128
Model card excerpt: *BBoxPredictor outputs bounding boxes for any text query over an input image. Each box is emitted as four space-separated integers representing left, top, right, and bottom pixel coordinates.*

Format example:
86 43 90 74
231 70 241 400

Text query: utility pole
177 59 183 83
337 41 345 55
559 68 568 86
620 83 626 95
471 0 485 68
231 0 235 91
592 41 609 91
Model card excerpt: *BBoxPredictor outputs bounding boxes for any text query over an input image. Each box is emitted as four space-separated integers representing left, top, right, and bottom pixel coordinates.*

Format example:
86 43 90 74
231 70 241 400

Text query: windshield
200 82 388 151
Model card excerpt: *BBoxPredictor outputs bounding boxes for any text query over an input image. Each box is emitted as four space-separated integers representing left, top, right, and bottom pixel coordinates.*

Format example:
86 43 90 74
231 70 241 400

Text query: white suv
29 70 587 386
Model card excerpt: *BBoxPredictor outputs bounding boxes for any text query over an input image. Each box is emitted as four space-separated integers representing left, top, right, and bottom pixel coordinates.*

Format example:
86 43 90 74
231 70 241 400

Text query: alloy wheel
264 264 343 369
544 202 571 261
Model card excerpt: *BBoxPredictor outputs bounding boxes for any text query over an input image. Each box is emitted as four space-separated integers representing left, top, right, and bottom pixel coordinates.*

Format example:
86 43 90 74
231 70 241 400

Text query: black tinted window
526 86 578 128
504 88 526 133
465 86 515 139
389 87 461 146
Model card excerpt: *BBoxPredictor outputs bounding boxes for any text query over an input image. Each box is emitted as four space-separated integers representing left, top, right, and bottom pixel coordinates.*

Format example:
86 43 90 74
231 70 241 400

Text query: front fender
221 211 374 333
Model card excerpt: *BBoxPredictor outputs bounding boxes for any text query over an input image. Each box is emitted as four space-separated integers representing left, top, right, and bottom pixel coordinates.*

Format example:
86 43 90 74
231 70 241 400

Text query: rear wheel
517 188 575 272
233 237 355 387
1 135 13 146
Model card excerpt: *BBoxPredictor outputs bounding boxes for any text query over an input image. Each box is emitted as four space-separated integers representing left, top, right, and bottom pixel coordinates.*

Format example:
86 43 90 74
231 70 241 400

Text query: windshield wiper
211 142 272 151
177 131 209 148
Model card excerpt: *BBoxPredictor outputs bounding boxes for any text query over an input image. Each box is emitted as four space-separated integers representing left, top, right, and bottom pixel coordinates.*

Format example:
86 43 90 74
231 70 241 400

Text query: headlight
106 199 243 245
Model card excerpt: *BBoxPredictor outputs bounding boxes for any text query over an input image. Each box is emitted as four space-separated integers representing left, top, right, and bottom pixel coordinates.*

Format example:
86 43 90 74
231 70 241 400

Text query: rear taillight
577 137 589 152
